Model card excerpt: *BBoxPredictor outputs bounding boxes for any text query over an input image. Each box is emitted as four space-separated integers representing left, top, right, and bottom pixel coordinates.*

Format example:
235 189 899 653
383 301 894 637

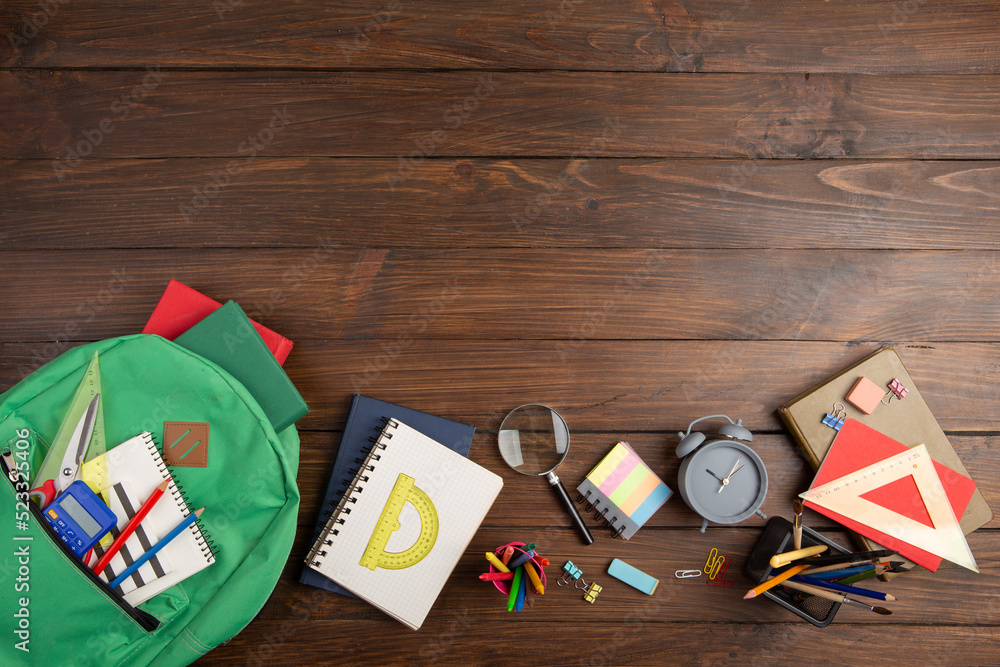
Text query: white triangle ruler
800 444 978 573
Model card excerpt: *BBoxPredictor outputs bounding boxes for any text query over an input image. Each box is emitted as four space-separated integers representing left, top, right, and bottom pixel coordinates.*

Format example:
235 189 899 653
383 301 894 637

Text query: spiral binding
140 431 218 562
305 418 399 567
578 489 627 539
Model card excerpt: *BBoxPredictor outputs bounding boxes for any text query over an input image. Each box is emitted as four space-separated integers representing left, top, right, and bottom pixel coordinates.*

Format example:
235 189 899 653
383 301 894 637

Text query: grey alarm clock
675 414 768 533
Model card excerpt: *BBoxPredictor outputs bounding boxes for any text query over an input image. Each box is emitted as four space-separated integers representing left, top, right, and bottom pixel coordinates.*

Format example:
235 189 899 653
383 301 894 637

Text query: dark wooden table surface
3 2 999 665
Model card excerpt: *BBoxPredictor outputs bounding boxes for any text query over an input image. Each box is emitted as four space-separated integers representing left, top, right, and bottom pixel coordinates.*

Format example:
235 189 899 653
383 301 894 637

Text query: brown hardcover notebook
778 347 993 571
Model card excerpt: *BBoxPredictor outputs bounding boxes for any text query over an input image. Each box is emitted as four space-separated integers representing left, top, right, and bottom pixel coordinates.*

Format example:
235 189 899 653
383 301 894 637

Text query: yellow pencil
523 561 545 595
743 563 811 600
485 551 511 573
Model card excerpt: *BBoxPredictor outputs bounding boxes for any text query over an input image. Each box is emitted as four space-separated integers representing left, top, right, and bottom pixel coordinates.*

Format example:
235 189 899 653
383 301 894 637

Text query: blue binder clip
822 402 847 431
558 560 584 586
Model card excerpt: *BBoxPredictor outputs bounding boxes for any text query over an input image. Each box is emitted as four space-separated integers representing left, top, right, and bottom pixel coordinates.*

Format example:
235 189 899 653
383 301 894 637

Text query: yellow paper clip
705 548 724 579
583 582 602 603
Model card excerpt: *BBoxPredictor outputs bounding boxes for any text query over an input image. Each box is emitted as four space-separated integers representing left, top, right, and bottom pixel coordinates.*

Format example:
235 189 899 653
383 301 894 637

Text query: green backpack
0 334 300 666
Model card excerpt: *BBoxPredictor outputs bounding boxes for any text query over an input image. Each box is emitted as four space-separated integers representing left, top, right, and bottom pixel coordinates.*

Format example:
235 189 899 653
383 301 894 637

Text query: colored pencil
743 563 811 600
836 566 887 586
108 508 204 590
92 480 170 576
804 564 877 580
792 575 897 602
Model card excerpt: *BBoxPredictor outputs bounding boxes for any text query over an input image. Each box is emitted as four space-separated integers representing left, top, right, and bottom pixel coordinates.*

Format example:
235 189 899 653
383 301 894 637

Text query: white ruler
800 444 977 573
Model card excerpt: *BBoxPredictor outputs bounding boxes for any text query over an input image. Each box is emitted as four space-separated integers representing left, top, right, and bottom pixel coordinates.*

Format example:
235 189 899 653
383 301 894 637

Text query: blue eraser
607 558 658 595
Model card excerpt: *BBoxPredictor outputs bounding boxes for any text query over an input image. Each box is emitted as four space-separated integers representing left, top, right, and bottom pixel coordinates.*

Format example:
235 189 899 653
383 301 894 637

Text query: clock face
678 441 767 525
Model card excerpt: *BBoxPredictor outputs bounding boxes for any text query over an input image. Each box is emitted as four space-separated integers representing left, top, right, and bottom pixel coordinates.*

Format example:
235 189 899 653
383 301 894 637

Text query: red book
803 419 977 572
142 280 293 365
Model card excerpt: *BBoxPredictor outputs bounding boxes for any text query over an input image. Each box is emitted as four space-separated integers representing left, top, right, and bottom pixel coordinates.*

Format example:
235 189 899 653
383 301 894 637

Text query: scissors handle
28 479 57 508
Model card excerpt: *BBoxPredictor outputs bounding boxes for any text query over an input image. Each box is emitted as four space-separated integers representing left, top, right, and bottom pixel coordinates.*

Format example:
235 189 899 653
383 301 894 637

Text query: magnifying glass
498 404 594 545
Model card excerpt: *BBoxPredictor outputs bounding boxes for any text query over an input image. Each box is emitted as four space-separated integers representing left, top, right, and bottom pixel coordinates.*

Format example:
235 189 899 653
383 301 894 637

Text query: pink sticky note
845 376 884 414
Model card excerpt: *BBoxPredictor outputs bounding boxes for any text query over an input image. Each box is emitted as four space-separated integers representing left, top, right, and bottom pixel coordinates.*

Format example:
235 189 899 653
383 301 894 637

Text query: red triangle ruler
800 444 978 573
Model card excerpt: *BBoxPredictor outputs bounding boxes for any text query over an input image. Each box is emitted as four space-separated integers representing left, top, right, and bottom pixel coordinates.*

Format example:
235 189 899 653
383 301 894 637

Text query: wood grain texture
206 620 1000 666
3 1 999 663
5 71 1000 159
4 341 1000 433
4 158 1000 250
2 249 1000 342
2 1 999 73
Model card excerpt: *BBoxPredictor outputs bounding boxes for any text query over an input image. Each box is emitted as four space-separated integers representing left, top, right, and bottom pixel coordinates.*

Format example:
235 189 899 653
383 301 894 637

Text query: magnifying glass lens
498 404 569 474
498 404 593 545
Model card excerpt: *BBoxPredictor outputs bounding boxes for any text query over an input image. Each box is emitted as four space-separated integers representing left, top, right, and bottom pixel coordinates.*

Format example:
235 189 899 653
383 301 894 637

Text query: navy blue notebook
299 394 476 595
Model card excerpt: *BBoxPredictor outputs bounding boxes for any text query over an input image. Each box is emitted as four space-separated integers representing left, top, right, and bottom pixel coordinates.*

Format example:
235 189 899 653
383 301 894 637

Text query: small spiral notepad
87 432 215 605
577 441 672 540
306 419 502 630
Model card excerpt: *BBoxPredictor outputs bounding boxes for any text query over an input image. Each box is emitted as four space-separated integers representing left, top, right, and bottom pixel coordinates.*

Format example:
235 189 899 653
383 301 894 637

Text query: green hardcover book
174 300 308 432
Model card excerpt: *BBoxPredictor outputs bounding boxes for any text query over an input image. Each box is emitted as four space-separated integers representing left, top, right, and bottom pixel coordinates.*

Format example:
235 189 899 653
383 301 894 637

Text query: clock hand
717 455 744 493
725 455 744 478
706 469 725 483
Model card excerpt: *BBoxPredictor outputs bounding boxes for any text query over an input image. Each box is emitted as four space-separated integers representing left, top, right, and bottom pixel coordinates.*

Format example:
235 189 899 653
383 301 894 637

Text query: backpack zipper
1 448 160 632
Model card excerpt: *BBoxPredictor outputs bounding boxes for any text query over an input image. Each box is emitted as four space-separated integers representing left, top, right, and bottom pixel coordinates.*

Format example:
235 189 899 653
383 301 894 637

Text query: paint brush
779 580 892 615
792 499 803 550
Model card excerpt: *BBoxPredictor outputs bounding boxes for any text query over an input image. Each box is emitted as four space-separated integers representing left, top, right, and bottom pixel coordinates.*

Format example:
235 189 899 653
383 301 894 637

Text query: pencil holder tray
743 516 851 627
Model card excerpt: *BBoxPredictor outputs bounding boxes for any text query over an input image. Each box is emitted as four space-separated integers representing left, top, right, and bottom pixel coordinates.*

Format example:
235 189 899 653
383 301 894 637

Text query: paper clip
583 582 602 603
558 560 583 586
704 548 724 579
675 569 702 579
705 548 734 587
706 555 733 587
883 378 909 404
822 402 847 431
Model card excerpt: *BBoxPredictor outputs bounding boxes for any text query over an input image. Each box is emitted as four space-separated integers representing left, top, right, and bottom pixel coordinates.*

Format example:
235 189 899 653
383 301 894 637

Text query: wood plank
201 619 1000 665
4 158 1000 250
5 341 1000 432
5 71 1000 159
264 527 999 626
2 1 998 73
295 432 1000 532
1 250 1000 343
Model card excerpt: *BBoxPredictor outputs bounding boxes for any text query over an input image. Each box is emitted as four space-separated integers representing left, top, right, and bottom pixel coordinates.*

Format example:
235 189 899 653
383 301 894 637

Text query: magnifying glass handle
547 472 594 545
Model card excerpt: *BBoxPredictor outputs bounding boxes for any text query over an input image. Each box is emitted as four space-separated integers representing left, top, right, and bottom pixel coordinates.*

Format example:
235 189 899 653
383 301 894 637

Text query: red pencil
92 480 170 576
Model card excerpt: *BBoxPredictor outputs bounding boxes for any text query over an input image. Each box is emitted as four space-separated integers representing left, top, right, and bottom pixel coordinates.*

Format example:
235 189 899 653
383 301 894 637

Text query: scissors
28 394 100 509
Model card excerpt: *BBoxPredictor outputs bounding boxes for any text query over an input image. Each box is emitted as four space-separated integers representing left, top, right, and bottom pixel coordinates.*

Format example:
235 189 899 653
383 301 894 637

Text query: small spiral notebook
306 418 502 630
86 432 216 605
577 441 672 540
